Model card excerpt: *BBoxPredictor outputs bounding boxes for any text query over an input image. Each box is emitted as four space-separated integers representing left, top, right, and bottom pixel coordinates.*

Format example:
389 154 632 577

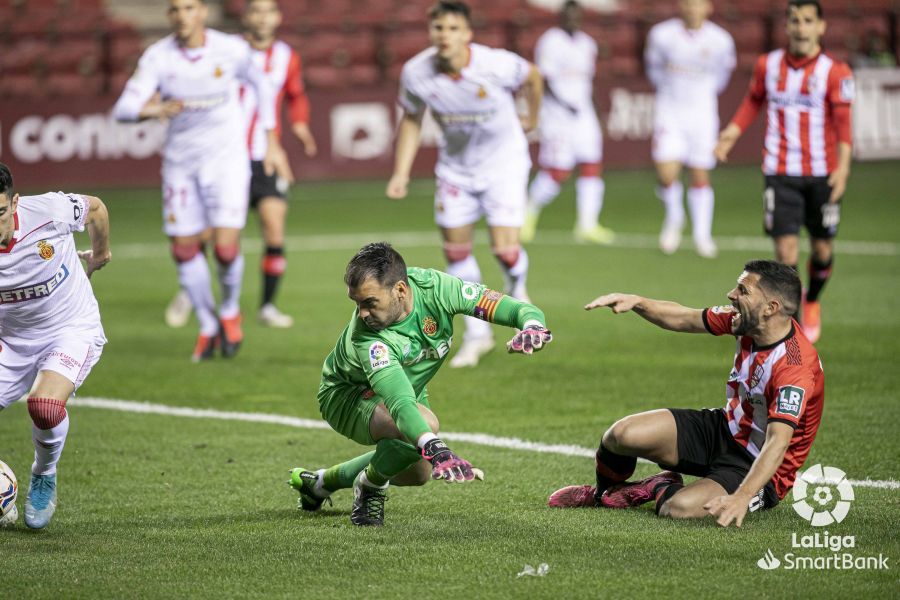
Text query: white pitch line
68 397 900 491
111 230 899 259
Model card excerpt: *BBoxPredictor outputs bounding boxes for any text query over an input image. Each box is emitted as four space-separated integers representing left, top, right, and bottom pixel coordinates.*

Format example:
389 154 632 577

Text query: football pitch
2 163 898 598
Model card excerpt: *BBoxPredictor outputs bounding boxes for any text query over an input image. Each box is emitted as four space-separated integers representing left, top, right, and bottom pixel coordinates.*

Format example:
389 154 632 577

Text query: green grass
2 163 898 598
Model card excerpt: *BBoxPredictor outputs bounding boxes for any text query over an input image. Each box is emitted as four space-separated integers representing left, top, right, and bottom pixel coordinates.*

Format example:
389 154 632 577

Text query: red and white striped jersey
240 39 310 161
0 193 104 338
731 49 854 176
703 306 824 499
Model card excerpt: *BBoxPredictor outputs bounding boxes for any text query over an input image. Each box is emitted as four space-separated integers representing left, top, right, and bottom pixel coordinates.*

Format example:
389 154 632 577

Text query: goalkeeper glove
507 325 552 355
421 438 484 483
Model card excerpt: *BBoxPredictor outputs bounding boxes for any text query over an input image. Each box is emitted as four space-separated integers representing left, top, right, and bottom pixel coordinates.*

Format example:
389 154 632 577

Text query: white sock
496 247 529 301
527 170 562 211
657 181 685 229
314 469 330 497
178 254 219 336
32 414 69 476
445 255 492 340
359 470 388 490
576 176 605 231
218 253 244 319
688 185 715 243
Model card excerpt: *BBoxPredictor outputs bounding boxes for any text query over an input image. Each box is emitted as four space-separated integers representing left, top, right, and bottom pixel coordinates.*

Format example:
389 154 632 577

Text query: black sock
261 246 285 307
805 256 833 303
654 482 684 515
594 443 636 497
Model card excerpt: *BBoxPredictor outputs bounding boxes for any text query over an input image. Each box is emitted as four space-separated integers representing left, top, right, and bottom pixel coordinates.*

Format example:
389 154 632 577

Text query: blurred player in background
645 0 735 258
288 242 552 526
386 1 544 368
550 260 823 528
521 0 614 245
113 0 291 361
0 163 111 529
715 0 853 343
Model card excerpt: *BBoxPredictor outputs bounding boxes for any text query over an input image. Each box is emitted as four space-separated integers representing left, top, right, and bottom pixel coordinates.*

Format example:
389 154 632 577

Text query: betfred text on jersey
0 265 69 304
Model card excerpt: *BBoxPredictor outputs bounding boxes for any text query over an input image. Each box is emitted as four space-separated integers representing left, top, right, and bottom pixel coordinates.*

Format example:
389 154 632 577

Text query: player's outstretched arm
386 111 424 200
585 293 706 333
703 422 792 527
78 195 111 278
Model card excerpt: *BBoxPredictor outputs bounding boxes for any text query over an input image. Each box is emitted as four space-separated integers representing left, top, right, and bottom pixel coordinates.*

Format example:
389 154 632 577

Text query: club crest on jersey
369 341 390 370
477 85 487 99
36 240 54 260
214 66 223 78
749 365 765 389
422 316 438 336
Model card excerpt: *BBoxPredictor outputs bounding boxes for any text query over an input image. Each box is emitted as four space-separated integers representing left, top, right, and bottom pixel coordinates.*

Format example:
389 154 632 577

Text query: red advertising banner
0 78 772 189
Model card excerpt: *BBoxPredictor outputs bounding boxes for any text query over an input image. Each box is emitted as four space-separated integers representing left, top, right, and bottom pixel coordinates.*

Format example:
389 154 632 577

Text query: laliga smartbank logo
792 464 853 526
755 464 890 571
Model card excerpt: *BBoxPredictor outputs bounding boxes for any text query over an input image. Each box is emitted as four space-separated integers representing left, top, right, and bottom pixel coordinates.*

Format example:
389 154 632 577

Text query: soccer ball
0 459 18 527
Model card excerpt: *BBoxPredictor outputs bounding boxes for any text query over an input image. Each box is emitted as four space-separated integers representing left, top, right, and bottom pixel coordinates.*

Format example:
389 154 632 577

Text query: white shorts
538 104 602 171
161 148 251 237
434 164 530 229
0 328 105 409
652 110 718 170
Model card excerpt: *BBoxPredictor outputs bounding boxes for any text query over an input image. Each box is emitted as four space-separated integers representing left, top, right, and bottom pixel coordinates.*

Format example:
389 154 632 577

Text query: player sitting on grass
288 242 552 526
549 260 823 527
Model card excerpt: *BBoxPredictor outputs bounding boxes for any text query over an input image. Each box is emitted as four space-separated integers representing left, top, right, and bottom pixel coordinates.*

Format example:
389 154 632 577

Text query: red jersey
703 306 825 499
240 39 310 161
730 49 853 177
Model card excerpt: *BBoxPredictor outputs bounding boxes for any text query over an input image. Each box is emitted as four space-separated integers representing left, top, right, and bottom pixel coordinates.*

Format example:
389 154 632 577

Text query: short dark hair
344 242 409 290
0 163 13 201
428 1 471 23
787 0 823 18
562 1 580 11
743 259 802 317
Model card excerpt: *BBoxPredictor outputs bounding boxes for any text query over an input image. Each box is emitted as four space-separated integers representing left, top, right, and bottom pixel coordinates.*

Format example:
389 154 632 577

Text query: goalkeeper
289 242 552 526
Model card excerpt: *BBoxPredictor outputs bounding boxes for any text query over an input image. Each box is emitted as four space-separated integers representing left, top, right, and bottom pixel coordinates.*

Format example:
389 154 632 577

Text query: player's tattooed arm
79 196 111 278
585 293 706 333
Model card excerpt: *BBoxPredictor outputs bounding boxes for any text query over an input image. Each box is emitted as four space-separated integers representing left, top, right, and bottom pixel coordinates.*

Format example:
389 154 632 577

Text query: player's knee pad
214 243 240 266
27 396 67 430
443 241 472 264
546 168 571 184
493 245 521 269
171 241 202 264
579 163 602 178
262 251 286 276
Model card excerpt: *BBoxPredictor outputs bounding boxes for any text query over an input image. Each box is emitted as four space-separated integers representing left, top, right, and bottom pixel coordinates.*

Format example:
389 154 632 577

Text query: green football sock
322 451 375 492
364 438 422 487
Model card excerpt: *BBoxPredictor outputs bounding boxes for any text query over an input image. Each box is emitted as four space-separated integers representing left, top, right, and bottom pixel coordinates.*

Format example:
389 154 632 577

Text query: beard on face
733 306 759 336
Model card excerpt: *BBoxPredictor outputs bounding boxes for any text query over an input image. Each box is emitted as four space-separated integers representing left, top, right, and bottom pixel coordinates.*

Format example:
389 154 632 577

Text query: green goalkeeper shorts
318 386 430 446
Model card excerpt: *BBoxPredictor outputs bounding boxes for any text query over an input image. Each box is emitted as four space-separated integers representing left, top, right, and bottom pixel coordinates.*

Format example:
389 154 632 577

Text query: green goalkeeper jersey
318 267 546 442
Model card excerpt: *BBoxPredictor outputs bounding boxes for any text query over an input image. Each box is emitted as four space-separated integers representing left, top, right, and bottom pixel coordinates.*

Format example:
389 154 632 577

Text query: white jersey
645 18 735 117
113 29 275 166
398 44 531 190
535 27 597 114
0 192 104 338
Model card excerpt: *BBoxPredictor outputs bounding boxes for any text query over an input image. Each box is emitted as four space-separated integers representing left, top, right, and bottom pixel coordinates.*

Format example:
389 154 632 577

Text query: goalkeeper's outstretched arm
585 293 706 334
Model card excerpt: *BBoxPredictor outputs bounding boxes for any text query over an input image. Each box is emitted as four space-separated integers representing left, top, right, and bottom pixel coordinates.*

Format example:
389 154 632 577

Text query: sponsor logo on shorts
0 264 69 304
46 351 82 371
368 341 390 370
776 385 805 417
37 240 54 260
422 316 438 336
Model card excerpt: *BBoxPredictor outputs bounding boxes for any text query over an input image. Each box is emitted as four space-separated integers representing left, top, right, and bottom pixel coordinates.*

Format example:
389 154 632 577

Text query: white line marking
68 397 900 491
112 230 899 259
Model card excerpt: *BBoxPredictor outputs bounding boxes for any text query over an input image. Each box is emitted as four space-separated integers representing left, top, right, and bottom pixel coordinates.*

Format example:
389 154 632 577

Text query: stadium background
1 0 898 184
2 1 899 597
